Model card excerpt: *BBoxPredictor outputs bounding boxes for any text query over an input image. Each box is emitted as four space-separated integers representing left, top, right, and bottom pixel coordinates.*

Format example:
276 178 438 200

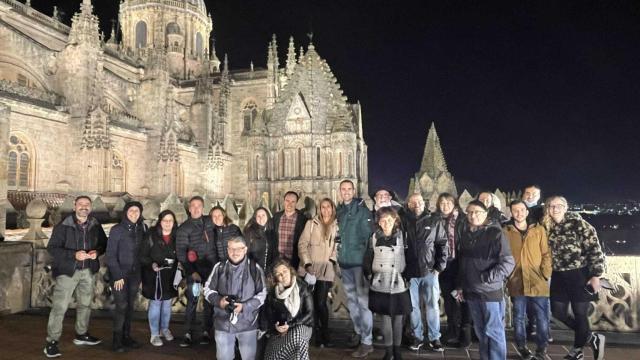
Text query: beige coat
504 223 552 297
297 217 338 282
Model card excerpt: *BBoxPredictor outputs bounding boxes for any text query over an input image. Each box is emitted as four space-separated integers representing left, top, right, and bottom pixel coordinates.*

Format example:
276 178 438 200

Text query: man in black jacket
404 193 449 352
272 191 308 269
176 196 217 347
44 196 107 358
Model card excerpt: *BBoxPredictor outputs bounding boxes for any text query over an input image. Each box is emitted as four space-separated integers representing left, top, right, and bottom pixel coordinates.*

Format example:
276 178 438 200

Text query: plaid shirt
277 212 298 260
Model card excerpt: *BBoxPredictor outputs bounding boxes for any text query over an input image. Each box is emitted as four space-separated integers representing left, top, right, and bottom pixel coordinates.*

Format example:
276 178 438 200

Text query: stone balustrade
0 0 70 33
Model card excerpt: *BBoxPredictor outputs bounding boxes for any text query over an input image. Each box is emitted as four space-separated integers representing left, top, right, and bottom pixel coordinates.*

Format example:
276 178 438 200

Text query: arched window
279 149 285 178
135 21 147 48
195 32 203 55
337 152 343 177
7 135 32 190
243 101 258 132
316 147 321 177
254 155 260 180
297 148 303 177
348 152 353 177
111 152 125 192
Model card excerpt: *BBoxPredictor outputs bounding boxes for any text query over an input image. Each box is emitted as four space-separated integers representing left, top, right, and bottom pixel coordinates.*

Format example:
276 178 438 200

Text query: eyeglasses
228 246 246 253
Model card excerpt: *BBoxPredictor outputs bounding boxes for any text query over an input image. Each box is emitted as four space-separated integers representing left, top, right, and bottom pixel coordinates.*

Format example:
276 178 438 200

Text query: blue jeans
467 300 506 360
148 299 172 336
512 296 549 350
215 329 257 360
409 273 441 341
341 266 373 345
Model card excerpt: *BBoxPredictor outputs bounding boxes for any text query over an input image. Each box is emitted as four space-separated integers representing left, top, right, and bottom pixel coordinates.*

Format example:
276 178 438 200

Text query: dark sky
35 0 640 203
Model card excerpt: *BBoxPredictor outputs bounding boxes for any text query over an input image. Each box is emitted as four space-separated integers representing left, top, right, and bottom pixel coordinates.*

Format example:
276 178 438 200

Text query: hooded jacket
403 209 449 278
176 215 217 279
106 202 146 281
47 214 107 278
503 222 551 297
336 198 372 268
457 221 515 301
297 216 338 282
546 212 605 278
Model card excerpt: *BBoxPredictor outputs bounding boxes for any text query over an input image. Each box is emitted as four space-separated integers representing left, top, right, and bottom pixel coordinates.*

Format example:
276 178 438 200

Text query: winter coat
297 217 338 282
526 204 544 225
503 222 552 297
204 256 266 333
210 223 243 263
47 214 107 278
140 228 178 300
336 198 373 268
487 206 508 225
265 277 314 334
106 214 146 281
403 210 449 278
457 221 515 301
546 212 605 278
176 216 217 279
363 229 408 295
272 209 308 269
244 222 278 271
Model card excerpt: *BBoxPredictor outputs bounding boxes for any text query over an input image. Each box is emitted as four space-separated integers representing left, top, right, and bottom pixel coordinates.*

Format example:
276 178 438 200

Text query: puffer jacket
106 203 146 281
503 222 552 297
297 217 338 282
363 229 408 295
403 210 449 278
336 198 373 268
210 223 243 263
265 277 314 334
546 212 605 278
47 214 107 278
176 216 217 279
457 221 515 301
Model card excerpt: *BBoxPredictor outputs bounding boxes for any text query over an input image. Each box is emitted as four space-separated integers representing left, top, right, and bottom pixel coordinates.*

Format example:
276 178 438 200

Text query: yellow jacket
503 223 552 297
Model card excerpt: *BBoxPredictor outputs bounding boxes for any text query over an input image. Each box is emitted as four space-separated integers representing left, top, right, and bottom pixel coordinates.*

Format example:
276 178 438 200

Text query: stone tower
409 123 457 210
119 0 213 78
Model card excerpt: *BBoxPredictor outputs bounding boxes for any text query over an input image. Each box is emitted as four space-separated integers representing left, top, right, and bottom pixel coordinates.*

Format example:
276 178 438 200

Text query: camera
164 258 175 266
225 295 237 313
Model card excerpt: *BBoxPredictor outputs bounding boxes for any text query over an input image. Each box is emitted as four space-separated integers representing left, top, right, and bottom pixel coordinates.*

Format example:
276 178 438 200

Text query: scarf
276 279 300 318
447 210 458 259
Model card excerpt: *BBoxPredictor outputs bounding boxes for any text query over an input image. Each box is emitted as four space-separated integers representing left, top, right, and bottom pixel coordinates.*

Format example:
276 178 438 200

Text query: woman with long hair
297 198 339 347
364 207 411 360
209 205 243 262
264 259 314 360
544 196 606 360
244 207 278 271
140 210 179 347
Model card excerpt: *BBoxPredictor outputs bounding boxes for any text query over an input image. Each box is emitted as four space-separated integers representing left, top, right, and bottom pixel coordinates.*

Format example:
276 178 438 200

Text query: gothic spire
286 36 296 77
419 123 448 177
68 0 100 45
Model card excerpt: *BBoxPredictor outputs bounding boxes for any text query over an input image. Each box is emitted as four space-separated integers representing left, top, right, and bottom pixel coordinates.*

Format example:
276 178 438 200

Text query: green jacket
336 198 373 267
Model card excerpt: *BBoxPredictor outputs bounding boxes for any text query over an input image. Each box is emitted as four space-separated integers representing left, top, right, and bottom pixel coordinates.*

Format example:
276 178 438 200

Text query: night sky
33 0 640 203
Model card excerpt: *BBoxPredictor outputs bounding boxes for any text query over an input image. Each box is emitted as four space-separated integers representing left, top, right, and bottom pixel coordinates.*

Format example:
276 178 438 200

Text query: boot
460 325 472 349
382 346 394 360
122 333 141 349
445 324 460 346
393 346 403 360
321 326 334 348
112 332 125 353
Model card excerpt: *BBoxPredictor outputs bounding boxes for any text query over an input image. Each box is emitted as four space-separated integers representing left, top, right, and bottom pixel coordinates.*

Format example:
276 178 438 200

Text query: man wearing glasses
204 236 266 360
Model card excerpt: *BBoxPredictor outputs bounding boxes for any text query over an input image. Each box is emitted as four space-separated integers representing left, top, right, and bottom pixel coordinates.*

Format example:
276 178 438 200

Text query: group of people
42 181 607 360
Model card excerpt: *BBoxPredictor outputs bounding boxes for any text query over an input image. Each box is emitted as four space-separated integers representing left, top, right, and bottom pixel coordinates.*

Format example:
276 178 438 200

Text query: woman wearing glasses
543 196 606 360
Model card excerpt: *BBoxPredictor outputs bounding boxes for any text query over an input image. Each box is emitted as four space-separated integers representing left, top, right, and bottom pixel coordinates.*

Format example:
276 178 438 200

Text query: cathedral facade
0 0 368 208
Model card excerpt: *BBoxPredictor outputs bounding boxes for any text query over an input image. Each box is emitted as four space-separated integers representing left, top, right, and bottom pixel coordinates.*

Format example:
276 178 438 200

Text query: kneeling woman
364 207 411 360
264 260 314 360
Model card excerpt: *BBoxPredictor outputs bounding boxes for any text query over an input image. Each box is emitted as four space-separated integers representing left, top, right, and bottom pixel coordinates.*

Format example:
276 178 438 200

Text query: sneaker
516 346 534 360
408 339 424 351
589 332 605 360
161 329 174 341
150 335 163 347
429 339 444 352
179 333 192 348
563 348 584 360
44 340 61 358
351 343 374 358
535 349 552 360
347 333 361 348
73 333 102 346
199 331 211 345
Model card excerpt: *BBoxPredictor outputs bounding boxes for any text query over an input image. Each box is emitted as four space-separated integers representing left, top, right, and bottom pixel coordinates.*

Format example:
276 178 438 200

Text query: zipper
82 224 87 269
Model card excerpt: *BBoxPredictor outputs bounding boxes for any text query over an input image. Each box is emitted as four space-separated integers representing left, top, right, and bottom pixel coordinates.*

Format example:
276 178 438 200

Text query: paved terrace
0 312 637 359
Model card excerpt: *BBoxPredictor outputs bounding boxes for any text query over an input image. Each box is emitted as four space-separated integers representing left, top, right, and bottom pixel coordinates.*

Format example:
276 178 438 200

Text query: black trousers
184 279 213 335
439 265 470 332
550 268 595 348
112 274 141 335
312 281 333 337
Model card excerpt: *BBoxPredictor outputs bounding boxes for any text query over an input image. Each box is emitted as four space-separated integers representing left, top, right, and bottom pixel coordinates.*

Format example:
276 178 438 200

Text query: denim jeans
409 272 441 341
215 329 257 360
148 299 172 336
341 266 373 345
467 300 506 360
512 296 549 350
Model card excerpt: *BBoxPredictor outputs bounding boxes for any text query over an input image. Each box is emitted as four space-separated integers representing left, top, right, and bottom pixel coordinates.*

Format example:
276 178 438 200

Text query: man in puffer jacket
404 193 449 352
456 200 515 360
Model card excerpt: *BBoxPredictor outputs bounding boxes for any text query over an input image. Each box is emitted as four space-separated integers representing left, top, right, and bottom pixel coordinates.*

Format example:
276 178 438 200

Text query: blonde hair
542 195 568 230
318 198 337 239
